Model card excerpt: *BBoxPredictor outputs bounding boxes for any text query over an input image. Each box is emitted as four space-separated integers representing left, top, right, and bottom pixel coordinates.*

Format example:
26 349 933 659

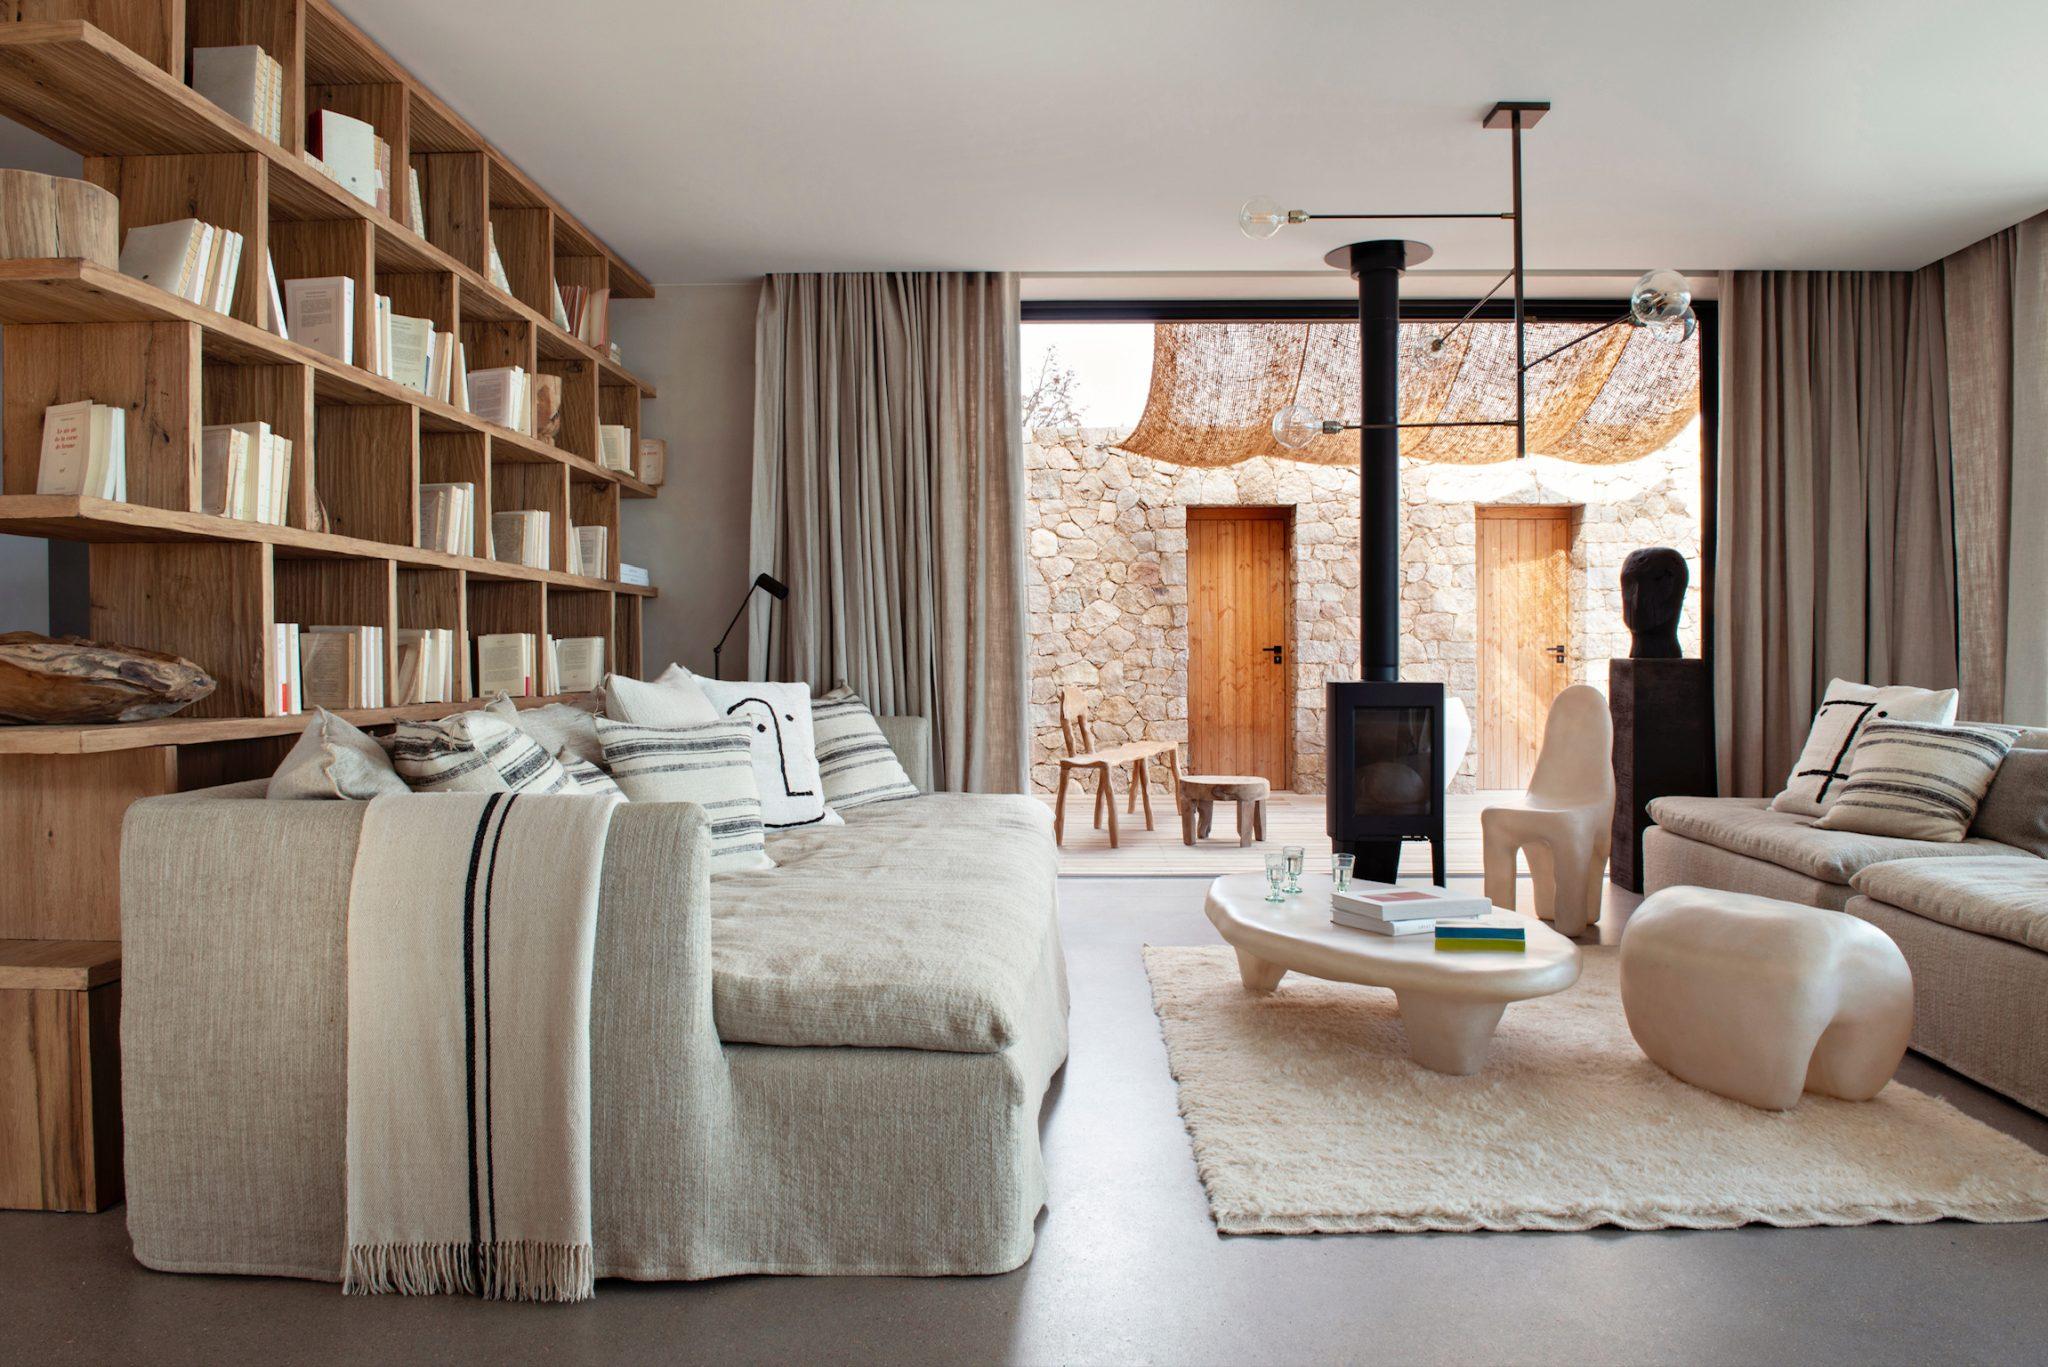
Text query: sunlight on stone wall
1026 417 1702 795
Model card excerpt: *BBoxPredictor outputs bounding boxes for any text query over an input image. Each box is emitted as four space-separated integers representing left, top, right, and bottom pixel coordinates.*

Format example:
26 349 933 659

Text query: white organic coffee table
1204 873 1581 1075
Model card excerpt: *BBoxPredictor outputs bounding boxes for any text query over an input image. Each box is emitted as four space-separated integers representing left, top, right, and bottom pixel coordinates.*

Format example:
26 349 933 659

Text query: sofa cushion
1849 857 2048 953
709 793 1062 1053
1813 721 2022 842
1647 795 2028 887
1770 679 1958 817
1972 747 2048 857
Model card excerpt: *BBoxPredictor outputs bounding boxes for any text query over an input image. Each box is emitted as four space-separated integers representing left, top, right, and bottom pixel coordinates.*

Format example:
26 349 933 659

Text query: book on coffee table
1332 883 1493 923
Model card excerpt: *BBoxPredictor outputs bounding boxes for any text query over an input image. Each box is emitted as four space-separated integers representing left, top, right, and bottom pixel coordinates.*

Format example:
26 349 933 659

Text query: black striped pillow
1814 721 2024 842
596 718 774 873
812 688 919 810
390 712 576 795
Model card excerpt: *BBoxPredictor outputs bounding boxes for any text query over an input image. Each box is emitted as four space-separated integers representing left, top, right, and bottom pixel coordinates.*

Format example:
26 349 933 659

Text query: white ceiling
341 0 2048 288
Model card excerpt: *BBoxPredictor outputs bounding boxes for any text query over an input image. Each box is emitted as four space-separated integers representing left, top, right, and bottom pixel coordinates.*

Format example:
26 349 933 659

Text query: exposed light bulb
1238 196 1294 241
1271 403 1330 450
1629 269 1692 329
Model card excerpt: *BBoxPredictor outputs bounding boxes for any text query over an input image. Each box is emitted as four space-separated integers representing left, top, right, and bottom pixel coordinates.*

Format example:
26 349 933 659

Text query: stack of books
569 525 609 579
1435 923 1528 953
477 632 539 698
301 625 386 710
552 636 605 693
119 218 244 315
617 562 650 588
272 623 303 714
469 366 532 434
558 285 610 347
637 438 667 486
199 422 293 524
1330 883 1494 937
190 45 286 143
597 424 634 472
395 627 461 705
419 483 477 555
35 401 126 500
491 510 551 570
305 108 391 214
283 275 355 365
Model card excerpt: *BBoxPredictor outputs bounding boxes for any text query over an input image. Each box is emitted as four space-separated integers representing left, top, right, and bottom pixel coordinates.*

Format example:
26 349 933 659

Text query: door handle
1546 644 1566 664
1262 644 1284 665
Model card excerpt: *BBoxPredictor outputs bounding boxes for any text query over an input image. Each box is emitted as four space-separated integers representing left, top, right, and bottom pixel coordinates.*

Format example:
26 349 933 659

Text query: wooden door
1187 508 1290 785
1476 506 1573 788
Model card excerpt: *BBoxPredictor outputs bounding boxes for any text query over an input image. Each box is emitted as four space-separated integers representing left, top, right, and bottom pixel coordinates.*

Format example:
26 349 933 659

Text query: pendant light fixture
1239 101 1695 458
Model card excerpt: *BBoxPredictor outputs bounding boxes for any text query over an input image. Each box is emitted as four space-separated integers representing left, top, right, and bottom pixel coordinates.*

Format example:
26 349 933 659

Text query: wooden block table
0 939 122 1211
1179 775 1270 847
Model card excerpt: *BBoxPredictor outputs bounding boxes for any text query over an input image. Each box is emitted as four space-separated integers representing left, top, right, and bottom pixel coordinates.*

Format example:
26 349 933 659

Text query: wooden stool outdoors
1052 688 1181 848
1178 775 1270 847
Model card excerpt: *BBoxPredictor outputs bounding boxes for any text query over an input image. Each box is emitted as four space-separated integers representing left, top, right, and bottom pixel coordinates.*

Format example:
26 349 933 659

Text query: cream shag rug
1144 944 2048 1235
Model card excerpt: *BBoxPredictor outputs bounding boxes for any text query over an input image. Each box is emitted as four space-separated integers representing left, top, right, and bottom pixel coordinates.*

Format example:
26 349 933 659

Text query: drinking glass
1331 852 1355 891
1283 845 1305 893
1263 852 1287 902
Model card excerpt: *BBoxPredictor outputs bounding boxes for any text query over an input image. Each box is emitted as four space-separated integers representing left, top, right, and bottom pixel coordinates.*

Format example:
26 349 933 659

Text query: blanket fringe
345 1241 594 1303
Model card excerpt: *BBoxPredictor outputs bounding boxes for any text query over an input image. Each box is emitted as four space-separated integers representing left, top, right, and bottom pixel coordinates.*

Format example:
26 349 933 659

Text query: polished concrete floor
6 875 2047 1366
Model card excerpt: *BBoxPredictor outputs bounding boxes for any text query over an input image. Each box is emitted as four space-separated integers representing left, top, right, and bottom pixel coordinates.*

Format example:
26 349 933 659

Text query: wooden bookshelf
0 3 668 1064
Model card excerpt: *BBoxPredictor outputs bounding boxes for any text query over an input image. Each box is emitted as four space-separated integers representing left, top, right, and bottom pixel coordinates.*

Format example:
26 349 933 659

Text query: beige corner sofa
119 717 1072 1281
1642 727 2048 1115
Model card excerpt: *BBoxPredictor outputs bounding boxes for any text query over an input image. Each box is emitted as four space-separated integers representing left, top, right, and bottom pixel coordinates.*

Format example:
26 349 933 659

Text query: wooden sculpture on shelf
0 632 215 724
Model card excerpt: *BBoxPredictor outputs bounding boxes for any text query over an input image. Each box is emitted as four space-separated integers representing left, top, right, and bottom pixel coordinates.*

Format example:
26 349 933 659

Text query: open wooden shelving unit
0 2 669 1207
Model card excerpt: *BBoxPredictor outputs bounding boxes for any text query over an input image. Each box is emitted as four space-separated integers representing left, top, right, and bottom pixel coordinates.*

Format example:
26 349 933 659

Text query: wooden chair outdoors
1053 687 1182 847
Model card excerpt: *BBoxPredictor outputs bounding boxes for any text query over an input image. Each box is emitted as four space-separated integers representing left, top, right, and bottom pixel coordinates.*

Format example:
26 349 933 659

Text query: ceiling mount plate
1482 101 1551 130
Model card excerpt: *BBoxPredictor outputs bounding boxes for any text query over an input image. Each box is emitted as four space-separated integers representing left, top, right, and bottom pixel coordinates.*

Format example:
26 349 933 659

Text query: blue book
1435 925 1526 941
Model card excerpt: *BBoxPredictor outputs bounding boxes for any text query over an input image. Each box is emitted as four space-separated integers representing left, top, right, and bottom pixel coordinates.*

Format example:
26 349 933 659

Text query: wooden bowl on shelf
0 170 119 268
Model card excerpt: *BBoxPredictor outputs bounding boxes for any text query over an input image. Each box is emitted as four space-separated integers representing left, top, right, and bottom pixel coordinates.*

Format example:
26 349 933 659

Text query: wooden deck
1039 789 1516 879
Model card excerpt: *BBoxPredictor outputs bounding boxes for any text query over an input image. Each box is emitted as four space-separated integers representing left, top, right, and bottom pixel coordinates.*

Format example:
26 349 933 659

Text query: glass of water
1263 852 1287 902
1331 852 1355 891
1283 845 1305 893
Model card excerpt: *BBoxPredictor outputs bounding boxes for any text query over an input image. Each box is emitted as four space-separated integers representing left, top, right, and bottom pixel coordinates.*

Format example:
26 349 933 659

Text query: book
477 632 537 698
553 636 605 693
468 366 530 432
284 276 355 364
597 424 633 472
1330 909 1436 937
200 227 243 315
617 562 649 588
1333 883 1494 923
199 424 253 517
309 108 380 207
1436 925 1528 941
264 252 289 339
387 312 435 392
490 510 551 570
418 482 476 555
570 525 609 579
551 284 570 331
407 166 426 234
302 625 384 708
637 437 666 486
118 219 212 300
36 400 125 499
191 45 269 133
272 622 302 714
486 224 512 292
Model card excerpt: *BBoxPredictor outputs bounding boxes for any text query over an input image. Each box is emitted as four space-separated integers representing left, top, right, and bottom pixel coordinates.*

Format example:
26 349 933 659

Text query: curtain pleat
749 272 1028 792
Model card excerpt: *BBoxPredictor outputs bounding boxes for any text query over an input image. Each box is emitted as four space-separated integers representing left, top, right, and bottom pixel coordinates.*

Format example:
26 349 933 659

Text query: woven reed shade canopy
1120 320 1699 467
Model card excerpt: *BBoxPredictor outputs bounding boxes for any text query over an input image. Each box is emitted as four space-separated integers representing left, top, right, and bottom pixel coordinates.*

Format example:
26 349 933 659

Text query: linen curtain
750 272 1029 793
1942 212 2048 725
1715 268 1957 796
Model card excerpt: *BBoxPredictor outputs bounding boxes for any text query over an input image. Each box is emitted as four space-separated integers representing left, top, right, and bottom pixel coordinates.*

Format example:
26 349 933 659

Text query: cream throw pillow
604 665 720 727
811 687 920 809
596 717 774 872
267 709 408 800
1770 679 1958 817
1814 721 2023 842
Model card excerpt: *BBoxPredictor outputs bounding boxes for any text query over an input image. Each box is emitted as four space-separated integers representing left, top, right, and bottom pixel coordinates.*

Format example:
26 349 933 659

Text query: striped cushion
596 718 775 872
812 688 919 810
390 712 575 795
561 756 624 798
1815 721 2024 842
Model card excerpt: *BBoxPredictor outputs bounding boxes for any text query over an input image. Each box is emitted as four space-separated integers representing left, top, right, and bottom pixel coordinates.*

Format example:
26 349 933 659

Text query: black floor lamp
712 573 789 680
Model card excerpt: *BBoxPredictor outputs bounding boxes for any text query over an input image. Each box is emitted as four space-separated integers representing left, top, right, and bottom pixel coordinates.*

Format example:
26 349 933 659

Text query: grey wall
613 282 761 677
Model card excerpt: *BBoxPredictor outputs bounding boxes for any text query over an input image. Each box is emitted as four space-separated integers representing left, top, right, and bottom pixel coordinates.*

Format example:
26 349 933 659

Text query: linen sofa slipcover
120 721 1068 1282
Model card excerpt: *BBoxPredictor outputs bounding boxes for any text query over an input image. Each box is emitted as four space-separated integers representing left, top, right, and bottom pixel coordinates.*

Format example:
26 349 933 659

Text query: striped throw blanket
343 790 619 1302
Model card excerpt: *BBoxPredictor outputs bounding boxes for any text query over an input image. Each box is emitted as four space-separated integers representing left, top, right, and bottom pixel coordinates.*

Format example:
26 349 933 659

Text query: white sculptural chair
1481 684 1615 937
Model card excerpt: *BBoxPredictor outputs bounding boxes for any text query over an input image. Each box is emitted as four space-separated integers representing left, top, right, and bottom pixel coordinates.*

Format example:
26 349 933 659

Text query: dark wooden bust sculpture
1621 547 1687 659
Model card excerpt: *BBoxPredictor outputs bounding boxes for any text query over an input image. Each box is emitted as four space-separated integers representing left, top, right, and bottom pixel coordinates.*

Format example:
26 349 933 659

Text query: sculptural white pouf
1619 886 1914 1111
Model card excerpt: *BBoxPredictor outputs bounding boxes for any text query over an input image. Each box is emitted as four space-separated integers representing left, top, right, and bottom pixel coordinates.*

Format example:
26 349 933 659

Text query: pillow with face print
692 674 842 830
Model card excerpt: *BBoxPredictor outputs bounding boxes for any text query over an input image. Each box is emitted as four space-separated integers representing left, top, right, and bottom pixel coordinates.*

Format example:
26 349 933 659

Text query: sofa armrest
876 714 933 792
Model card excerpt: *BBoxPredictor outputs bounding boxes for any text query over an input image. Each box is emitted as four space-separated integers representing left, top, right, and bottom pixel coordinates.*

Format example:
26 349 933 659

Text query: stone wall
1026 417 1702 795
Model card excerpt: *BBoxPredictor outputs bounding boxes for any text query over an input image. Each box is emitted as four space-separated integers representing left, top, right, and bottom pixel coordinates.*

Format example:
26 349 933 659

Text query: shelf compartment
613 594 643 680
409 150 486 271
489 451 568 574
269 216 374 363
312 401 414 546
186 0 304 154
467 577 545 697
539 356 598 465
546 586 613 681
201 360 315 528
88 539 269 719
273 554 396 714
570 481 620 582
84 150 270 329
1 318 200 513
485 203 554 317
418 429 488 558
396 566 470 700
